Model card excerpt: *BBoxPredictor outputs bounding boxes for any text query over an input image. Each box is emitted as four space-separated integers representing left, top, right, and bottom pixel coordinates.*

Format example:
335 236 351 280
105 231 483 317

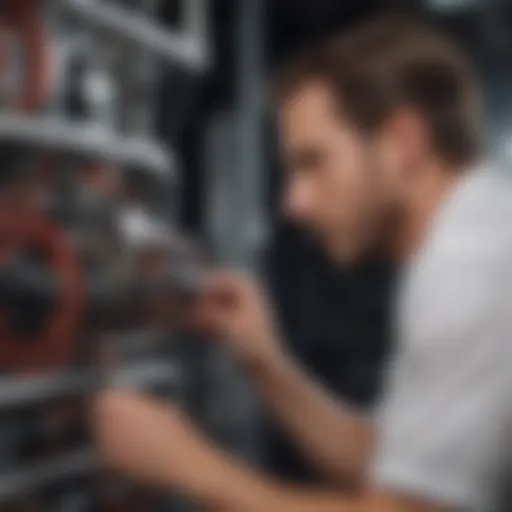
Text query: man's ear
386 107 432 176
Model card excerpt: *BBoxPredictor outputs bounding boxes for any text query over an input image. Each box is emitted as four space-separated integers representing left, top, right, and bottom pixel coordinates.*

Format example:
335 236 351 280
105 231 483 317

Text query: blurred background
0 0 509 510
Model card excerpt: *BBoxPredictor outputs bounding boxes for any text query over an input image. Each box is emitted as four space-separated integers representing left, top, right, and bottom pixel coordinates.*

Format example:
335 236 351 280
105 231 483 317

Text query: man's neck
393 161 463 262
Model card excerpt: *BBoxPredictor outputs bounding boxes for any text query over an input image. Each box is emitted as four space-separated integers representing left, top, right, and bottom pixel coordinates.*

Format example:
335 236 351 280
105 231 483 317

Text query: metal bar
202 0 266 466
182 0 209 60
234 0 268 268
215 0 267 464
0 114 176 179
0 359 180 409
0 449 96 501
107 358 181 389
64 0 210 73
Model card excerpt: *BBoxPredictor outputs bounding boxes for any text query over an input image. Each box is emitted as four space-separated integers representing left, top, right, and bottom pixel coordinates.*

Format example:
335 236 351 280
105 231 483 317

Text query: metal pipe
64 0 210 73
0 113 176 178
233 0 268 269
204 0 266 465
0 359 180 409
0 449 96 501
182 0 210 65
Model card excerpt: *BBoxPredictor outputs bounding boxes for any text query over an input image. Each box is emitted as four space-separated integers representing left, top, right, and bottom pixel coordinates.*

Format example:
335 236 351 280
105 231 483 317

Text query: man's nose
281 184 312 224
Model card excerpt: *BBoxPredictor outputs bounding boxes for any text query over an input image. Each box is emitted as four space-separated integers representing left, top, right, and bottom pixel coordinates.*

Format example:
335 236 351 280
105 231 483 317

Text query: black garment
264 224 395 483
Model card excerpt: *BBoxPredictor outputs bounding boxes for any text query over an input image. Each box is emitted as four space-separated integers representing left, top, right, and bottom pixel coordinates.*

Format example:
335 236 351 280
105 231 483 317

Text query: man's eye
291 149 326 172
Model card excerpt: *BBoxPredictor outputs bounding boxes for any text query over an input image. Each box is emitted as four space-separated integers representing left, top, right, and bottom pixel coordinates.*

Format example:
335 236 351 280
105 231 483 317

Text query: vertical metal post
203 0 267 465
233 0 268 269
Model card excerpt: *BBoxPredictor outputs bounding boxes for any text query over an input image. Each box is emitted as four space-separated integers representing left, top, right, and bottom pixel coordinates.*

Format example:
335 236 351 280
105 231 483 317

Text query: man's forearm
195 456 419 512
186 444 359 512
202 463 439 512
93 391 441 512
248 344 373 486
149 409 440 512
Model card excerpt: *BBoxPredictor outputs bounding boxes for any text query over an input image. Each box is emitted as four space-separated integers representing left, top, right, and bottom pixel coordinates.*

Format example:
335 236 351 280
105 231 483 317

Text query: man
92 13 512 512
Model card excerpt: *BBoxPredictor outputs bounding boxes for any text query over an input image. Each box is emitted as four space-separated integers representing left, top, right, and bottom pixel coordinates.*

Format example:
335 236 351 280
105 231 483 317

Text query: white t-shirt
371 166 512 512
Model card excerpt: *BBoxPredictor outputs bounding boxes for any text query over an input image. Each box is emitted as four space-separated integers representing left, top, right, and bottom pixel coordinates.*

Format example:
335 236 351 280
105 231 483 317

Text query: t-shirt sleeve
371 250 512 512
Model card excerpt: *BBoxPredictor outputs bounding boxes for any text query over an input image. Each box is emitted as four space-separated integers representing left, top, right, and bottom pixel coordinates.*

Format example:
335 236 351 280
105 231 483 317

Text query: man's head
274 14 483 265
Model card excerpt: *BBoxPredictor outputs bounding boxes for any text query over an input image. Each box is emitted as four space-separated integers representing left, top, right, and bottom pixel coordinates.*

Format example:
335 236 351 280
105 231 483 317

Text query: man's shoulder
413 168 512 283
398 168 512 344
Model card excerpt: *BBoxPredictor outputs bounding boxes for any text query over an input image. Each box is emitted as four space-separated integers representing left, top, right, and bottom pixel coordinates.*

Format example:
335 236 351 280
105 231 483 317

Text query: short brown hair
273 14 483 167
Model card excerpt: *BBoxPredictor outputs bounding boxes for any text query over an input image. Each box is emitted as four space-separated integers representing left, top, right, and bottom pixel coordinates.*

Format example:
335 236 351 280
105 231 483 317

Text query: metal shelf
65 0 210 73
0 114 176 179
0 359 181 409
0 449 96 501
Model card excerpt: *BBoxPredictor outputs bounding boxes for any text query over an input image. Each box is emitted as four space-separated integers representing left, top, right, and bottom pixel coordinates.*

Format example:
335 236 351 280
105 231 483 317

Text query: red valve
0 208 83 374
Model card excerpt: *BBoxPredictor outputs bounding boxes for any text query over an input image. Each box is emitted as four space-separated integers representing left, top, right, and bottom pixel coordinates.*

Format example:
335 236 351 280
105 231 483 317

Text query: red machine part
1 0 52 113
0 208 83 373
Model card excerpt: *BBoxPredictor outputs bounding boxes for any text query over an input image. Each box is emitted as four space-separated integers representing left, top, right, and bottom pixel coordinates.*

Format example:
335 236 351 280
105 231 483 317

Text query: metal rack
0 113 176 178
0 359 181 409
0 0 212 508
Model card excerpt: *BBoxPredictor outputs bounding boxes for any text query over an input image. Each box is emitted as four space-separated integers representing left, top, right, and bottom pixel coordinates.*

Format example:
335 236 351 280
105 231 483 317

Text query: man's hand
191 272 286 369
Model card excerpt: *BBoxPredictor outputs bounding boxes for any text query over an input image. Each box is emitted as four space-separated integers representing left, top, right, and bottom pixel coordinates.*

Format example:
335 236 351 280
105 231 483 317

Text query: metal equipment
0 0 211 509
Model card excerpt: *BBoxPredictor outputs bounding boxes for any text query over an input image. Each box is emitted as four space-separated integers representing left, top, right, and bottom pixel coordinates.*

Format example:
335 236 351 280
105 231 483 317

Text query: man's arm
206 471 443 512
198 452 445 512
248 346 373 487
213 485 445 512
92 391 442 512
194 273 374 487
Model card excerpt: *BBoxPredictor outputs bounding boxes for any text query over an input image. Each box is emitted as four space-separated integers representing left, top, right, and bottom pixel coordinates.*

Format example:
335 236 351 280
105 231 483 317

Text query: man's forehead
281 81 335 116
278 81 344 140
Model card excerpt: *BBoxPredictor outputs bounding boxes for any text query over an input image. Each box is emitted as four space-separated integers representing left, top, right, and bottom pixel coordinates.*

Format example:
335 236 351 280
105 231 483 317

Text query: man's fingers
192 273 248 326
203 271 255 296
